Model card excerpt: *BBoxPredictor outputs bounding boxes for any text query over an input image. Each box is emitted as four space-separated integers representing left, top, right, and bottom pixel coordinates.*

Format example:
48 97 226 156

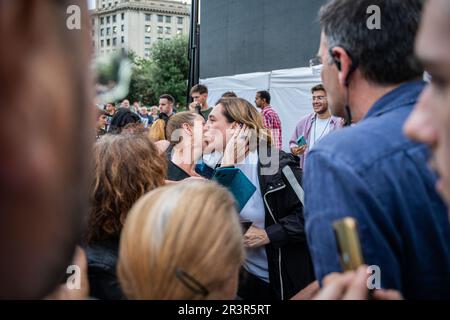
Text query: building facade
91 0 190 58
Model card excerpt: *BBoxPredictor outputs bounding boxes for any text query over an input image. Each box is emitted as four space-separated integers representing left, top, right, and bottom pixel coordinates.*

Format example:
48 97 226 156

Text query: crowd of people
1 0 450 301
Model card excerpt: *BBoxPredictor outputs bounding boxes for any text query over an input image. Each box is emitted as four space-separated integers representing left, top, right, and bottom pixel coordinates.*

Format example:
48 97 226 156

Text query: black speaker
200 0 328 79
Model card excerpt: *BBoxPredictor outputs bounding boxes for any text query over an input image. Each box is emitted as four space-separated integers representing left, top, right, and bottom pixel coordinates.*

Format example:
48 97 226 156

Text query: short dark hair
319 0 423 85
256 90 271 104
190 84 208 95
159 94 175 104
96 109 108 118
311 84 326 94
108 108 141 134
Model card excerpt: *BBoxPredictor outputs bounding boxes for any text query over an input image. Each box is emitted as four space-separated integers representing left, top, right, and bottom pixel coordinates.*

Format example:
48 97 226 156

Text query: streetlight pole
187 0 200 107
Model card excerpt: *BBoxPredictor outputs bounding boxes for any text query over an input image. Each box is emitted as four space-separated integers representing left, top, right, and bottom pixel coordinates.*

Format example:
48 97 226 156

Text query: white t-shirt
235 150 269 283
308 116 331 150
202 151 223 168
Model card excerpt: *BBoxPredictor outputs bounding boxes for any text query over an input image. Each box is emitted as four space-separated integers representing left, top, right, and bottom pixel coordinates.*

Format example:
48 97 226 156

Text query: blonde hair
165 111 199 146
118 181 244 300
148 119 166 141
217 97 272 148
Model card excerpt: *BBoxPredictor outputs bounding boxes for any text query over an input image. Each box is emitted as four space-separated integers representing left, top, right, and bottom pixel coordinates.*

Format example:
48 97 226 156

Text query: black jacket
257 149 315 299
85 237 124 300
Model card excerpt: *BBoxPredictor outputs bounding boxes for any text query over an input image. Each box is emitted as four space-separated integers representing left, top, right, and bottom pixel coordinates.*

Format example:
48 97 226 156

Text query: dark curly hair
85 133 167 244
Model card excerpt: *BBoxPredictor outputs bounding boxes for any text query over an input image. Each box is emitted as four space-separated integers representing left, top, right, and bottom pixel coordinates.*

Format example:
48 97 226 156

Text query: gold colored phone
333 217 365 271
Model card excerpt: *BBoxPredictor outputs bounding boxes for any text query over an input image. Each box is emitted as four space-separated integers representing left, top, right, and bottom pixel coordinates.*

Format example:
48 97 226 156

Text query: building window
145 36 151 45
145 14 151 22
113 26 117 34
100 17 104 25
100 28 104 36
121 12 125 20
165 16 171 23
121 36 125 44
106 16 110 24
101 40 104 48
177 17 183 24
121 24 124 32
92 29 95 37
157 26 163 34
106 27 110 35
112 15 116 23
157 15 163 23
112 37 117 46
144 48 151 57
157 37 163 41
92 19 95 26
106 39 110 46
165 27 171 34
177 28 183 35
145 25 151 33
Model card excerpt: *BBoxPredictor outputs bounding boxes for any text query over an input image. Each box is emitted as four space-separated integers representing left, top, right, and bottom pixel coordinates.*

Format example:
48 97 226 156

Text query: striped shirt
261 106 282 149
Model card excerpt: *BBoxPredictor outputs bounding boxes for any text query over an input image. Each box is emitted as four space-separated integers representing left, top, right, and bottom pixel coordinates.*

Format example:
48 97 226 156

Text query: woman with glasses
118 181 244 299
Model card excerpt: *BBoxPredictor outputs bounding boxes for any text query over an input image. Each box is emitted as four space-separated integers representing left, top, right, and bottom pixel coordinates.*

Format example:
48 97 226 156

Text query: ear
182 123 193 136
330 46 353 87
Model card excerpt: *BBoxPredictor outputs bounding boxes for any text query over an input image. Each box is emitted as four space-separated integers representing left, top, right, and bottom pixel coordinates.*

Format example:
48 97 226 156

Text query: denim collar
364 80 426 120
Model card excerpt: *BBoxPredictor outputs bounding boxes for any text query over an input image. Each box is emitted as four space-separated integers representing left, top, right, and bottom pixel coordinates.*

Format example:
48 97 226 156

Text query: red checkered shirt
261 106 282 149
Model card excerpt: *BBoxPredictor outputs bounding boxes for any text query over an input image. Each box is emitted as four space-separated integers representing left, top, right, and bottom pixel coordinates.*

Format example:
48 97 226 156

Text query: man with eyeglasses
289 84 342 169
303 0 450 299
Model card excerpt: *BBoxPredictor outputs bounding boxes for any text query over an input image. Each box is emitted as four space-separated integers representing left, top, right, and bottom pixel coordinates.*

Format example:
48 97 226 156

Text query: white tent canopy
201 67 321 152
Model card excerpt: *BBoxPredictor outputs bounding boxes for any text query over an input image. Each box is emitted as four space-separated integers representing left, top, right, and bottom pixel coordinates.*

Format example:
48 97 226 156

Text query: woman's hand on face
222 124 250 166
244 225 270 248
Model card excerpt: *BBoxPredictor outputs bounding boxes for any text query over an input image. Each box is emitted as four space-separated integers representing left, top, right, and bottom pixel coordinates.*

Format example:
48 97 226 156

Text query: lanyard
313 115 331 144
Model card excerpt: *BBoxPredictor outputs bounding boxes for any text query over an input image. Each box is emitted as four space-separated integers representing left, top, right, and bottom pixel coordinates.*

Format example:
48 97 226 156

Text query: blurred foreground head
404 0 450 211
0 1 93 298
118 181 245 300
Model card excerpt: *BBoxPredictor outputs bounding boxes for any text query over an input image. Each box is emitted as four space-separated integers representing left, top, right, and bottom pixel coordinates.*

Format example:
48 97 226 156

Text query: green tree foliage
126 36 189 108
149 36 189 109
127 54 155 105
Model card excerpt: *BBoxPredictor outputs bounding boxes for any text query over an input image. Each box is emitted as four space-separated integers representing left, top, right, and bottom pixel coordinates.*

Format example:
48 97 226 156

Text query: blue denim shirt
304 81 450 299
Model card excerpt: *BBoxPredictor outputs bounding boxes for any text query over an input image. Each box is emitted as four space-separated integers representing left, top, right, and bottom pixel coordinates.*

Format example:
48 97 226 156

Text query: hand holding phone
296 135 307 147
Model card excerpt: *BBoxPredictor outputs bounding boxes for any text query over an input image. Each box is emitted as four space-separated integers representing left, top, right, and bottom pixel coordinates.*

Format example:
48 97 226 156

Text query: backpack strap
281 166 305 206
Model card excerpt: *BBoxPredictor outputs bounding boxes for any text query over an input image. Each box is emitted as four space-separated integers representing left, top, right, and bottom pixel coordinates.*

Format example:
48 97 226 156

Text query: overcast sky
88 0 191 9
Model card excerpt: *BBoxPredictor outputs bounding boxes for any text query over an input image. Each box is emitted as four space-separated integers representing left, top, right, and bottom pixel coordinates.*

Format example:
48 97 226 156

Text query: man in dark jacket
304 0 450 299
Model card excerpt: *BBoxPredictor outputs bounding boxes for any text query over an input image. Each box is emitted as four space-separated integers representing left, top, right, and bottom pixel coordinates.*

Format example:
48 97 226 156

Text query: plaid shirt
261 106 282 149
